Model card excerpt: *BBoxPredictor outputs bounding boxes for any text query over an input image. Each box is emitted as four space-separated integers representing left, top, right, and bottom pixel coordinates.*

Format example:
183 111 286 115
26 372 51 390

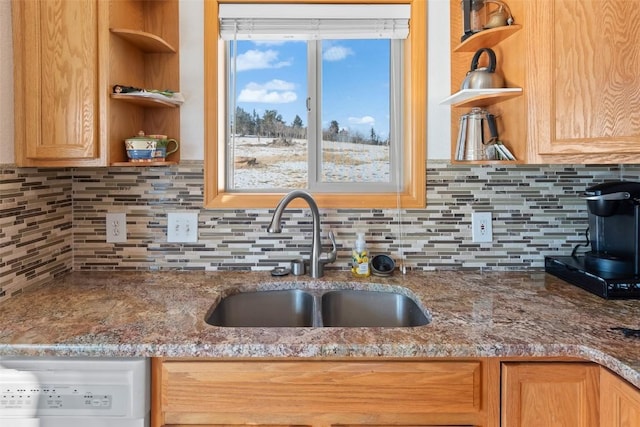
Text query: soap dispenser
351 232 370 278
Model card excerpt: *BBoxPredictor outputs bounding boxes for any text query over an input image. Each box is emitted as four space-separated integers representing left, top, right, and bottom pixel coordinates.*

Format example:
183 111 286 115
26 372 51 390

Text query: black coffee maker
545 181 640 298
582 181 640 276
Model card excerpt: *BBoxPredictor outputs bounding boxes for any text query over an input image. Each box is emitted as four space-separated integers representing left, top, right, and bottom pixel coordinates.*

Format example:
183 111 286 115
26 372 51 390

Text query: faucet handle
323 230 337 263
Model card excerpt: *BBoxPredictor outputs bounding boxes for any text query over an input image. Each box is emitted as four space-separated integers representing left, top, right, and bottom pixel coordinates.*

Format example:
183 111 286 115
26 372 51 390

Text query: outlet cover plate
472 211 493 243
106 212 127 243
167 212 199 243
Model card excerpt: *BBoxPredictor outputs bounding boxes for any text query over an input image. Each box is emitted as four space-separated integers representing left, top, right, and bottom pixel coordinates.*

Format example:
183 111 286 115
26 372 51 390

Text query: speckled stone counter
0 271 638 388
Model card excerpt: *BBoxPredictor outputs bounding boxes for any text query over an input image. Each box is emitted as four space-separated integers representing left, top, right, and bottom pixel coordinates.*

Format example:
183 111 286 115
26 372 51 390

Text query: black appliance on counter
545 180 640 299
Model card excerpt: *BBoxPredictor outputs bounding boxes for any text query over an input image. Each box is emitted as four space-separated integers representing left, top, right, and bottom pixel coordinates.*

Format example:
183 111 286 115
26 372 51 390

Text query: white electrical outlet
471 212 493 243
167 212 199 243
106 212 127 243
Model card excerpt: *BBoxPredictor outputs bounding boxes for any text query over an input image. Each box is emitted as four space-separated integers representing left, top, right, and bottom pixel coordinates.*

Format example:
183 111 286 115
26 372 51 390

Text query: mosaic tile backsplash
2 161 640 302
0 167 73 303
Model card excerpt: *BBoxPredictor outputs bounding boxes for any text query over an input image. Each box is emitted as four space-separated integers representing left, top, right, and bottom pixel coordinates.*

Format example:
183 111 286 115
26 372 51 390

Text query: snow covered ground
230 136 390 189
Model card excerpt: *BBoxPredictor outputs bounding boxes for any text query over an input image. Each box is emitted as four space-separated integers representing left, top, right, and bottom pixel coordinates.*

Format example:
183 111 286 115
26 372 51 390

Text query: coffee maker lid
584 181 640 198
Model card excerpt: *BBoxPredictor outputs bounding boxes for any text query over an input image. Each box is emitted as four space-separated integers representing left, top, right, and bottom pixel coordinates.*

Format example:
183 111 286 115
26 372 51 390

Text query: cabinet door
501 362 599 427
526 0 640 163
601 368 640 427
12 0 106 166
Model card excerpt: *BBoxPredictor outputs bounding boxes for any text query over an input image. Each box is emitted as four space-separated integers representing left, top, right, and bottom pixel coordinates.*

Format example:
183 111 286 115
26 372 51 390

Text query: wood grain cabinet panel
12 0 105 166
526 0 640 163
601 368 640 427
501 362 600 427
153 360 492 427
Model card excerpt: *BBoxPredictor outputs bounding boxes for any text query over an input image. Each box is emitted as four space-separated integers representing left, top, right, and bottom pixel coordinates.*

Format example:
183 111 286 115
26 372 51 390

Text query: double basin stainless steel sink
205 288 431 328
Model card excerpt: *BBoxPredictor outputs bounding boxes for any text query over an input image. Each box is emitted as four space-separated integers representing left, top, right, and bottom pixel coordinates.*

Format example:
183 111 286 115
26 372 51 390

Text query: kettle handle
486 113 499 142
470 48 497 73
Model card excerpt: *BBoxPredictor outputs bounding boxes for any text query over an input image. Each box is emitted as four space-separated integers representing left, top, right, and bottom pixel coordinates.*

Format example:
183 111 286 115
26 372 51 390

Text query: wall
0 0 449 303
1 2 639 303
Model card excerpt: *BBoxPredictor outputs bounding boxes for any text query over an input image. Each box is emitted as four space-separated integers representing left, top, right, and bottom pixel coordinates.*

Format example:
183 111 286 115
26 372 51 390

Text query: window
204 0 426 208
226 38 399 192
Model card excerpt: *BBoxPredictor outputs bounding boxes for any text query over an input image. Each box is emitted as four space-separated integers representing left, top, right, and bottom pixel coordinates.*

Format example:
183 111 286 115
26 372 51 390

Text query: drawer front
159 361 482 424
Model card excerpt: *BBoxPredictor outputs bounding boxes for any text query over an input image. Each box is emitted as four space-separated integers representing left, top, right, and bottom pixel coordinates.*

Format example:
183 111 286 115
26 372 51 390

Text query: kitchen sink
205 289 314 327
321 290 430 327
205 288 430 328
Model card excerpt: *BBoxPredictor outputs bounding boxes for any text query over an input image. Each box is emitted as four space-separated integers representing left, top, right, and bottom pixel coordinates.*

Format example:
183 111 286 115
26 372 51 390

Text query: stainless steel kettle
456 108 499 161
460 48 504 90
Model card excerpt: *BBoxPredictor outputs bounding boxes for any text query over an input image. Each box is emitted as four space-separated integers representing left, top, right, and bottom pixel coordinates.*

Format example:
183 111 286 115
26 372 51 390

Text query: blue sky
231 39 390 139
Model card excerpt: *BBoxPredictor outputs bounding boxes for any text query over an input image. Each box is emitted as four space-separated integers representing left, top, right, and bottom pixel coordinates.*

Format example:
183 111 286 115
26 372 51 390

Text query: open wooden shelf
441 88 522 108
110 161 178 167
111 93 180 108
452 159 522 165
107 0 180 166
453 25 522 53
449 0 526 164
110 28 176 53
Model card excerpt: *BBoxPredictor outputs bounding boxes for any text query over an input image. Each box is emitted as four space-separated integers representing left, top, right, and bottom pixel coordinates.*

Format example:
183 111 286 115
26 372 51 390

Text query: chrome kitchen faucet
267 190 337 278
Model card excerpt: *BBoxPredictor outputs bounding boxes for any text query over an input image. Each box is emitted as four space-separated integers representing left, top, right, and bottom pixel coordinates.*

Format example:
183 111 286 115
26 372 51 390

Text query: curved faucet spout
267 190 336 278
267 190 318 233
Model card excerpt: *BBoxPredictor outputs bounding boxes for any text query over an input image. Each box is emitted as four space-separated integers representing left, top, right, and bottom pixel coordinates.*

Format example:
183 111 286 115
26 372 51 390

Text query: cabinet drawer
158 361 483 425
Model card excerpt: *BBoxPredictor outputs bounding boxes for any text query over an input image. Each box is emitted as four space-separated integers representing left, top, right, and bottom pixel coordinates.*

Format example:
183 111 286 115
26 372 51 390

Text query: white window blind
218 3 411 40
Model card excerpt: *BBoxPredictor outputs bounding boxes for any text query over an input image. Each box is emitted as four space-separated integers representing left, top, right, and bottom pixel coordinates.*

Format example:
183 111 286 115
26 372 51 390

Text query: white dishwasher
0 357 149 427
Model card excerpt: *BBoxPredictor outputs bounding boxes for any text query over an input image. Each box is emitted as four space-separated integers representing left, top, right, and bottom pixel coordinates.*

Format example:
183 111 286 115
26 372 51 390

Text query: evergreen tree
292 115 305 139
234 107 253 136
328 120 340 141
370 127 378 144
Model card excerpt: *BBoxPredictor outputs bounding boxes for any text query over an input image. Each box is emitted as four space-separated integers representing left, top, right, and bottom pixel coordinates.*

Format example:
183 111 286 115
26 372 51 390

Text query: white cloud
236 49 292 71
323 45 354 62
254 79 295 91
348 116 376 126
238 80 297 103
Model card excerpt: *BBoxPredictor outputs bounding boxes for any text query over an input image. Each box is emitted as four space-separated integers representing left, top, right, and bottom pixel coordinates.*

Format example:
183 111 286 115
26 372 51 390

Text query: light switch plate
167 212 199 243
106 212 127 243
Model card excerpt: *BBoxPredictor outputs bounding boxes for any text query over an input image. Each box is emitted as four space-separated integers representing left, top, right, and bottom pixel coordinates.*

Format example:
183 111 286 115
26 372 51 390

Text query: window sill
204 190 426 209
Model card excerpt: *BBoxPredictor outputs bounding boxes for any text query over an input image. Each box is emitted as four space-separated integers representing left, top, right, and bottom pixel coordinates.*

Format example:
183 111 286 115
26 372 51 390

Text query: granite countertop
0 270 639 387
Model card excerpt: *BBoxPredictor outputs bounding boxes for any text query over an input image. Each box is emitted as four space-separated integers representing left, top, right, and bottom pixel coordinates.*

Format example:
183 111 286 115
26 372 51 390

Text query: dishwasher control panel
0 383 121 412
0 357 148 421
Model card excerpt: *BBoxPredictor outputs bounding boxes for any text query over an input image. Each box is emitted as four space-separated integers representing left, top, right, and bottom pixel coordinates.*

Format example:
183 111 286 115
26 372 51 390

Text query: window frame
204 0 426 209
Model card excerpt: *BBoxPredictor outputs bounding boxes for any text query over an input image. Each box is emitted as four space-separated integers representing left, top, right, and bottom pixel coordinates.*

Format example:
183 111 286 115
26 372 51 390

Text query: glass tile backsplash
2 161 638 303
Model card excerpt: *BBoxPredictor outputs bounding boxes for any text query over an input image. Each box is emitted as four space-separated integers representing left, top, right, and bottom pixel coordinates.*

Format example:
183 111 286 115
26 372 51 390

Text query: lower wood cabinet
601 368 640 427
152 359 498 427
501 362 600 426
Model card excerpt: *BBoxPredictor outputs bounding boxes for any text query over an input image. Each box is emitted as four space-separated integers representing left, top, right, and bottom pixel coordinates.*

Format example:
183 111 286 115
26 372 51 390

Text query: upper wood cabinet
501 362 600 426
450 0 640 164
12 0 106 167
526 0 640 164
12 0 180 167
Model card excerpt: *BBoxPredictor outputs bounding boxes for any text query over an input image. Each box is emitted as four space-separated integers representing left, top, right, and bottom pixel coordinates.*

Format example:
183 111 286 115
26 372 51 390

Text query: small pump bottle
351 232 370 278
